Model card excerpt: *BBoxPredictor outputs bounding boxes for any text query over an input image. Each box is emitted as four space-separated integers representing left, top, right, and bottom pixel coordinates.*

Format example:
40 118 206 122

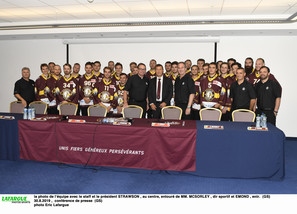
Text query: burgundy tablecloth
18 116 196 171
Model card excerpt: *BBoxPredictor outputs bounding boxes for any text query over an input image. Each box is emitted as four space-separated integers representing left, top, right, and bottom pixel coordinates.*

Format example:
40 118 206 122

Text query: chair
200 107 222 121
87 105 107 117
161 106 182 120
232 109 256 122
59 103 78 115
123 105 143 118
10 101 24 113
29 101 47 115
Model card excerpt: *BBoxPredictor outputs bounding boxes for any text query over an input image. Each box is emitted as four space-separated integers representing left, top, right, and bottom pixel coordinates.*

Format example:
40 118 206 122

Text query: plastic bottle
31 107 35 119
23 107 28 120
260 113 264 127
256 114 261 128
262 114 267 128
28 107 32 120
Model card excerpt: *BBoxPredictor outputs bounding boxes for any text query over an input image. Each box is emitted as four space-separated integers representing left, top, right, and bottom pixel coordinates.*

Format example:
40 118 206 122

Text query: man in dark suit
148 64 173 119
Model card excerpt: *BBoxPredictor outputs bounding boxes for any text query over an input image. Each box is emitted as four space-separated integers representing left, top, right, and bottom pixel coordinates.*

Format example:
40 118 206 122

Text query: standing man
35 63 50 104
14 67 35 107
146 59 156 80
93 67 117 116
199 62 227 111
114 73 128 114
55 64 78 106
78 62 97 116
220 62 234 121
123 63 149 118
191 65 204 120
227 58 236 69
47 65 61 114
174 62 195 119
129 62 137 77
230 68 256 112
148 64 173 119
255 66 281 126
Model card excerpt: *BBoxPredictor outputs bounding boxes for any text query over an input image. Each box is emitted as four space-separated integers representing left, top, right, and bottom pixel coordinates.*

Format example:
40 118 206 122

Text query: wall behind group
0 36 295 137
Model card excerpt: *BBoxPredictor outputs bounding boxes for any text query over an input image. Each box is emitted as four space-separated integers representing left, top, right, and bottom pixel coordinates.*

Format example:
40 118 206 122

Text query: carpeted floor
0 139 296 194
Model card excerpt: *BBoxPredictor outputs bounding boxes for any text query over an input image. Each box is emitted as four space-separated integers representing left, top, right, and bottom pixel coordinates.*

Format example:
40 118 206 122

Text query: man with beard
244 57 255 76
55 64 79 107
108 61 115 77
47 65 61 114
93 67 117 116
220 62 234 121
146 59 157 80
164 61 172 78
255 66 281 126
78 62 97 116
185 59 192 74
191 65 205 120
246 58 281 93
114 73 128 114
48 62 55 75
129 62 137 78
72 63 81 82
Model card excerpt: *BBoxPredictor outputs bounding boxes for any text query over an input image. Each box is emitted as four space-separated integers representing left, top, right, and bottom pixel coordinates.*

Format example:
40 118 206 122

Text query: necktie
157 78 161 100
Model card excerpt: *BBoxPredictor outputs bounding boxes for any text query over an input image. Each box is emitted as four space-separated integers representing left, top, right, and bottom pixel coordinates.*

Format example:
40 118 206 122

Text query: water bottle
262 114 267 128
31 107 35 119
256 114 261 128
260 113 264 127
28 107 32 120
23 107 28 120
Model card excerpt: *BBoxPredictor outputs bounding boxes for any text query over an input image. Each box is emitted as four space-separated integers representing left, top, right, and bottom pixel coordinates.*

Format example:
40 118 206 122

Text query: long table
0 113 285 179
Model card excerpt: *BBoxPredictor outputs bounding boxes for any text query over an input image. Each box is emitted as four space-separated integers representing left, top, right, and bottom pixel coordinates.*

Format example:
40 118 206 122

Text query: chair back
161 106 182 120
123 105 143 118
200 107 222 121
59 103 78 115
29 101 47 114
88 105 107 117
232 109 256 122
10 101 24 113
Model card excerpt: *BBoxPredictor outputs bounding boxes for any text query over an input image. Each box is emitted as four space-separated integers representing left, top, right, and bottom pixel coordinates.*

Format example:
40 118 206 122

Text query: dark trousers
80 106 88 116
128 100 147 118
176 103 191 120
191 109 200 120
48 106 58 115
149 101 162 119
76 105 81 116
256 109 276 126
221 111 231 121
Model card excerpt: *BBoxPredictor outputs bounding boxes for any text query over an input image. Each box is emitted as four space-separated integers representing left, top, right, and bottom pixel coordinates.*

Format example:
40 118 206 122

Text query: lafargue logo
2 196 30 203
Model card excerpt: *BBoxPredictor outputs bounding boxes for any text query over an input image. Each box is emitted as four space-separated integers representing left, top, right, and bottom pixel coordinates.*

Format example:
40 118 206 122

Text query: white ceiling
0 0 296 23
0 0 297 40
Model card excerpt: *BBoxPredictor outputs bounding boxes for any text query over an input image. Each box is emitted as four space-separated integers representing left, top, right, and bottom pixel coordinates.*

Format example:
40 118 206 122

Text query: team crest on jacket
100 91 111 102
83 86 92 97
204 88 215 101
117 95 124 106
61 89 72 100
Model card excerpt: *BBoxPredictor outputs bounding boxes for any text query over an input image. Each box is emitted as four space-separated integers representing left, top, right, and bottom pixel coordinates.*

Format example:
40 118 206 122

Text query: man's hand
222 106 228 114
159 102 166 108
117 106 123 113
83 97 91 104
213 103 220 109
21 100 27 107
107 106 112 113
123 103 128 109
185 107 191 115
150 103 157 111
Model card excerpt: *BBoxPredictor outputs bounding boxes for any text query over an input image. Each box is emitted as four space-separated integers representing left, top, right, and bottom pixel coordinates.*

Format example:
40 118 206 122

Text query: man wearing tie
148 64 173 119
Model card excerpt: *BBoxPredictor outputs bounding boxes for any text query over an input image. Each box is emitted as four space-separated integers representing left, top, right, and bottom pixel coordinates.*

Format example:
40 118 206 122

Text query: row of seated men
13 57 281 125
